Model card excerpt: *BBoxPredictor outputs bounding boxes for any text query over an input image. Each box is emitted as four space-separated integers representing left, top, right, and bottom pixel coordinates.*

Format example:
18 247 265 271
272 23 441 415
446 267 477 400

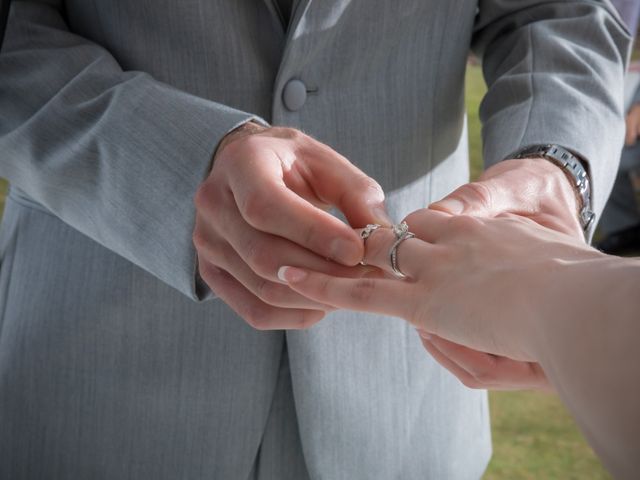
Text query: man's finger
401 209 455 244
199 262 326 330
420 336 484 389
278 267 413 320
429 180 503 217
228 154 365 265
200 242 335 310
209 198 371 279
428 335 548 390
301 140 392 228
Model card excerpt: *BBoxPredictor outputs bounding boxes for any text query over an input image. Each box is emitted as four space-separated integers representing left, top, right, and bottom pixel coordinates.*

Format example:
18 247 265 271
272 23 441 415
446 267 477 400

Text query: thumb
430 180 504 217
305 144 393 227
338 177 393 227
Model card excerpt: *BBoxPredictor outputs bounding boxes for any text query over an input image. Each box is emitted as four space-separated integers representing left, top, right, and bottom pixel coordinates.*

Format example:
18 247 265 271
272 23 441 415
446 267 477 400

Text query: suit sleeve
0 1 266 300
472 0 631 221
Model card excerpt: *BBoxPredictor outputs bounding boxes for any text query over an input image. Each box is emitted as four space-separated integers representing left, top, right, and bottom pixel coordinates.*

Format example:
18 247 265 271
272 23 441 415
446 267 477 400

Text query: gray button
282 79 307 111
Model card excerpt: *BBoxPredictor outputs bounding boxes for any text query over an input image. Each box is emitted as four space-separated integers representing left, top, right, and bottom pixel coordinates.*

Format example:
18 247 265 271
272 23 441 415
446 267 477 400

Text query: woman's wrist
529 253 632 368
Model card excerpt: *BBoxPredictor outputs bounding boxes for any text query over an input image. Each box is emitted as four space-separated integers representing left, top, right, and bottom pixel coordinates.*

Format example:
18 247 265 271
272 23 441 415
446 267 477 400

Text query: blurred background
2 18 639 480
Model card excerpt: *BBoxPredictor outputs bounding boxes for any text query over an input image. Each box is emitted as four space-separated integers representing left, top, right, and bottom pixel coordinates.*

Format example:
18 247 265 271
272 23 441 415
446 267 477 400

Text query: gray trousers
249 344 310 480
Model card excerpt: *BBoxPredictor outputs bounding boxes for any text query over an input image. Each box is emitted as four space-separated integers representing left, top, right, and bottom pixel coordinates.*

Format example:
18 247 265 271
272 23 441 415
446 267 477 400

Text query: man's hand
418 335 551 391
193 123 390 330
431 158 583 239
422 157 583 390
625 104 640 147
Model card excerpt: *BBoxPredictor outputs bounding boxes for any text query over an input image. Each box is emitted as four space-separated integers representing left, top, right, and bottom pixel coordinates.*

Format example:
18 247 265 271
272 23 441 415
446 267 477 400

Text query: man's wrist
216 121 267 158
512 145 595 236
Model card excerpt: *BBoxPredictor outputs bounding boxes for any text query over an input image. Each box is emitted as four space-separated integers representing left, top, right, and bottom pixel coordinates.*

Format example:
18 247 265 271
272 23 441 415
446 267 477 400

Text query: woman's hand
278 209 604 389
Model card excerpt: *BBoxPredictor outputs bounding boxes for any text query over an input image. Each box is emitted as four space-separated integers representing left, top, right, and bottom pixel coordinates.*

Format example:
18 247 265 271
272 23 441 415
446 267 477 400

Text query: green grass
486 391 609 479
0 65 610 479
466 63 486 181
0 177 6 215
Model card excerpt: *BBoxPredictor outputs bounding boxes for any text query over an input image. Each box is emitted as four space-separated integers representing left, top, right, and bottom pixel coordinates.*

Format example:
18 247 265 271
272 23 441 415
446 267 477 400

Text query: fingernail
431 198 464 215
330 238 362 265
277 266 308 283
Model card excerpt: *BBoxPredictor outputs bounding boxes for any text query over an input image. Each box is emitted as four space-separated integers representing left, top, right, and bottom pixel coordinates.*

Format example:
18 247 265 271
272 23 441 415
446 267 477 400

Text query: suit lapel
262 0 311 35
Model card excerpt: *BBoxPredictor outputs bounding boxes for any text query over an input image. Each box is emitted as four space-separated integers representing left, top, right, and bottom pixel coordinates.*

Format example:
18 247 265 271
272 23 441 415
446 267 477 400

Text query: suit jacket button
283 79 307 111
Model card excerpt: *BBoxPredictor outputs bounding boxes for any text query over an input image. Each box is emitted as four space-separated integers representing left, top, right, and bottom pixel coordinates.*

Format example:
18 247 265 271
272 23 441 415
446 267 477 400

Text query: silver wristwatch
514 144 596 235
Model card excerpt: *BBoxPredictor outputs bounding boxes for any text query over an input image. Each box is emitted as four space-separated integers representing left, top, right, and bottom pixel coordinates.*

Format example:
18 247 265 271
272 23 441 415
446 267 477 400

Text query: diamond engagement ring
389 221 415 279
360 224 381 265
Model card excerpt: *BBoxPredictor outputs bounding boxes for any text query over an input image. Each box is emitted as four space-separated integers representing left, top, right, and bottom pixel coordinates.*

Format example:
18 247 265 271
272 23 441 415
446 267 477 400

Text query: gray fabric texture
0 1 629 479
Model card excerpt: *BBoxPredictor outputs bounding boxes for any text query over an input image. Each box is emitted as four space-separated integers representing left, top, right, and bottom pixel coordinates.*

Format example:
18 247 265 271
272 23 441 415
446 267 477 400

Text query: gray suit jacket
0 1 629 479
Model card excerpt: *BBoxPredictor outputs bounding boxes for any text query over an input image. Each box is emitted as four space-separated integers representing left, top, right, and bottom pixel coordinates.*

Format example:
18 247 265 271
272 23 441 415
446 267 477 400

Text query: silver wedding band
360 224 382 265
389 222 415 279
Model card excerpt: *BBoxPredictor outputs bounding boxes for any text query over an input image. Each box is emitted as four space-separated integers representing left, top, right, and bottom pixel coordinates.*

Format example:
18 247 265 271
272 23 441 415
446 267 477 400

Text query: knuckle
193 233 226 265
192 230 207 252
349 278 377 303
195 183 225 220
194 183 213 210
268 126 305 144
284 127 304 142
240 192 267 221
301 223 318 250
243 238 275 276
241 194 276 229
464 181 493 209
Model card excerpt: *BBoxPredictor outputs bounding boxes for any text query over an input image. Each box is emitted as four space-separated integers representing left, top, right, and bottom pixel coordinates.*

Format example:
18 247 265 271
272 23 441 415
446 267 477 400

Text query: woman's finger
358 226 434 279
403 208 454 243
278 266 415 320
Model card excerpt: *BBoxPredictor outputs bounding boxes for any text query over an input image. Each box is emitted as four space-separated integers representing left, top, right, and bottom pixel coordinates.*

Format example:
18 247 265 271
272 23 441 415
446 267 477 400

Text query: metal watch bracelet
513 144 596 235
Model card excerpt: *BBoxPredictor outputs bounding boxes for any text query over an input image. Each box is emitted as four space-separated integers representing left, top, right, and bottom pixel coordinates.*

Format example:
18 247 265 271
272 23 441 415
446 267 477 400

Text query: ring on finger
389 221 416 279
360 224 382 265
